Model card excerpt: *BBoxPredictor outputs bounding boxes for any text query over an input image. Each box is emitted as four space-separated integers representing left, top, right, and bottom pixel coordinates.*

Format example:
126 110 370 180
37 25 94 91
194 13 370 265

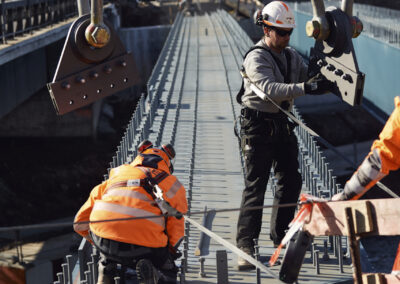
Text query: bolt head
76 76 86 84
104 65 112 74
351 16 363 38
62 82 71 90
90 71 99 79
85 23 111 48
306 20 320 39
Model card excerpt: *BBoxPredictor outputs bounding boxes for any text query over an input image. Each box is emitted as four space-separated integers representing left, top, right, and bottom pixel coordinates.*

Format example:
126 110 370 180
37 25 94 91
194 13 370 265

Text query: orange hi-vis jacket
342 96 400 200
74 152 188 248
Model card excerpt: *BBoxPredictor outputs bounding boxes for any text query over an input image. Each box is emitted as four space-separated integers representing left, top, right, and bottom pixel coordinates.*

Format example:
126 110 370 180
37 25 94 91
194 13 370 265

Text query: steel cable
0 201 318 233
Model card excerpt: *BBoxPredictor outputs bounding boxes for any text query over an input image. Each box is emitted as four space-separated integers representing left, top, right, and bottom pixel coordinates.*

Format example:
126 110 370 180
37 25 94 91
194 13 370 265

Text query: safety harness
92 166 183 261
137 167 184 259
236 45 292 107
234 46 292 141
136 167 183 220
103 166 182 220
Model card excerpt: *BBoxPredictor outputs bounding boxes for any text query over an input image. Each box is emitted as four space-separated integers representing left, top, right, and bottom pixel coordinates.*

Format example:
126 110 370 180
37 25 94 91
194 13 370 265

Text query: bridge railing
0 0 78 44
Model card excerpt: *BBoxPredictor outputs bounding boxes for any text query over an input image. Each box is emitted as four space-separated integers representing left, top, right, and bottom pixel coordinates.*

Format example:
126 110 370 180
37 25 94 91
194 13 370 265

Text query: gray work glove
331 192 347 201
304 73 335 95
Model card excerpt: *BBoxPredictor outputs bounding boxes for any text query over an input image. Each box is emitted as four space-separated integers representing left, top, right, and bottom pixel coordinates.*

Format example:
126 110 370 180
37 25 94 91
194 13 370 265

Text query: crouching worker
73 140 188 284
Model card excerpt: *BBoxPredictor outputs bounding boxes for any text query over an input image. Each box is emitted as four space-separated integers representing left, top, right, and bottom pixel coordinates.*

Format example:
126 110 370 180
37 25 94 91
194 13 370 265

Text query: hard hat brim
263 20 296 29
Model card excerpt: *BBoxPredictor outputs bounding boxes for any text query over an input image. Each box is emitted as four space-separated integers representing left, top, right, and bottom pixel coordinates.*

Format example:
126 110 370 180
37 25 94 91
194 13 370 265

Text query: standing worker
236 1 334 270
74 141 188 284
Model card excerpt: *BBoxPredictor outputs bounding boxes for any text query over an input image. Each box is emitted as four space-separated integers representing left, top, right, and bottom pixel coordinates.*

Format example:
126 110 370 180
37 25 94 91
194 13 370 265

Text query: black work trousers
236 114 302 248
91 233 177 284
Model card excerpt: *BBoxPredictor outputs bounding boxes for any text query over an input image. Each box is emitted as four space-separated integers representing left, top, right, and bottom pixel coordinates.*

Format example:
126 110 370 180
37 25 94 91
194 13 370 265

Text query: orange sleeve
160 175 188 247
73 181 108 239
372 96 400 174
343 97 400 200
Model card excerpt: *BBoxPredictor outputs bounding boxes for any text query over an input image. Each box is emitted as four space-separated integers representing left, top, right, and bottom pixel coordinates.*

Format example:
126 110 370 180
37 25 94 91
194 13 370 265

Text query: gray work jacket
242 39 308 113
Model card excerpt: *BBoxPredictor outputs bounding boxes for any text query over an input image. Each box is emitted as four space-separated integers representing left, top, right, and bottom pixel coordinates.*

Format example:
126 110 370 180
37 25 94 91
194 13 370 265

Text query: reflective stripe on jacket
343 96 400 200
74 163 187 248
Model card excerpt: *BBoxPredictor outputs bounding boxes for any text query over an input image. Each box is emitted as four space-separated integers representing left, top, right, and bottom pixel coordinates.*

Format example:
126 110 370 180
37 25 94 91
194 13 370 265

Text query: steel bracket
47 14 140 115
308 6 365 106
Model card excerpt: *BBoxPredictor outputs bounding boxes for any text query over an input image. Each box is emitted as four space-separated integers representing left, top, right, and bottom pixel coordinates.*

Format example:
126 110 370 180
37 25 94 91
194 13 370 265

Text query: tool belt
241 107 287 121
239 107 297 140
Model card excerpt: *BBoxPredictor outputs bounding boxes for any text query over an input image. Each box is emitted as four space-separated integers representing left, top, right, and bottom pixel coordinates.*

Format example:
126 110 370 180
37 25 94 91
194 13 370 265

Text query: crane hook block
307 7 365 106
47 14 140 115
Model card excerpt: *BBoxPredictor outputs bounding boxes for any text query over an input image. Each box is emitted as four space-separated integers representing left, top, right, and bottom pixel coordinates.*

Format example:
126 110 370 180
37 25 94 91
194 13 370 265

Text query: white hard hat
261 1 296 29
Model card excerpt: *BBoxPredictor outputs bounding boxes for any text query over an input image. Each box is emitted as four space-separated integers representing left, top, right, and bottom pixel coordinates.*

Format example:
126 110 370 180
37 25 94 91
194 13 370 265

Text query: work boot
136 259 160 284
97 260 117 284
237 247 255 271
97 270 115 284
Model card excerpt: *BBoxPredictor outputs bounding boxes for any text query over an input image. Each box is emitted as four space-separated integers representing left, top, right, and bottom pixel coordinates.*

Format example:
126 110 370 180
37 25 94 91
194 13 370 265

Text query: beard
277 39 290 49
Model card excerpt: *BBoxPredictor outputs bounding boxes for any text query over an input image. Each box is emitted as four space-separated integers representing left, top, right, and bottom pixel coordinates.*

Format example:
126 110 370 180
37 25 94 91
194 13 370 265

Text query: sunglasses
270 27 293 37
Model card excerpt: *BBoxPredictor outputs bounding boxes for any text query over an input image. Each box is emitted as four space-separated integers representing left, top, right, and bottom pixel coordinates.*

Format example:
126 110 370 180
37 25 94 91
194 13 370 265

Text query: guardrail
0 0 78 44
294 0 400 48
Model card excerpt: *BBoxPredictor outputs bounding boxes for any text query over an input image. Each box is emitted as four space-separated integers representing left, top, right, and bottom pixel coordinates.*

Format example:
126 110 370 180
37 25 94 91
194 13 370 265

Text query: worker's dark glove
304 73 335 95
168 245 182 260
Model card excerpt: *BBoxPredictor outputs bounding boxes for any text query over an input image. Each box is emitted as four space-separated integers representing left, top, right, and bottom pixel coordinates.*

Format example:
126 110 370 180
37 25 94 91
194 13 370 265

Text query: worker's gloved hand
304 73 335 95
168 245 182 260
171 249 182 260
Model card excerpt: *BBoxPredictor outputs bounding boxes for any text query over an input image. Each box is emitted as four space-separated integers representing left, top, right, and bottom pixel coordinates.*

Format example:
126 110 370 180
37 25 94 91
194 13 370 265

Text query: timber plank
303 199 400 236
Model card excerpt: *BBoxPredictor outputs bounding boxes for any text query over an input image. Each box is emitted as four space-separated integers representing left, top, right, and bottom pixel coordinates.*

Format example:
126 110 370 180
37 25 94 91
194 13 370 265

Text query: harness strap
246 46 292 83
106 179 149 191
236 45 292 111
137 167 169 186
104 167 168 197
135 167 172 241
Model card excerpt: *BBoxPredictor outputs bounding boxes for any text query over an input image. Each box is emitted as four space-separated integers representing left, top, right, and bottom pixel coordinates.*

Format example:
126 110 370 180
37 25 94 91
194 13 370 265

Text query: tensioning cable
0 200 323 233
